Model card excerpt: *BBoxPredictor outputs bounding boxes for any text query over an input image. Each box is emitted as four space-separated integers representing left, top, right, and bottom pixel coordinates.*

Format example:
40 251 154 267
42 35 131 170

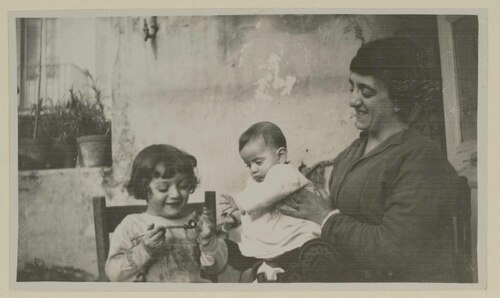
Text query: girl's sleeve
199 235 228 274
105 217 153 282
235 165 311 214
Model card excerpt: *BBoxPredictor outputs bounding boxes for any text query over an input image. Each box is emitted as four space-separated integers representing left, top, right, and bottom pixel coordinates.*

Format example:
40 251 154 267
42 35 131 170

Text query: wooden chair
453 176 475 283
93 191 217 282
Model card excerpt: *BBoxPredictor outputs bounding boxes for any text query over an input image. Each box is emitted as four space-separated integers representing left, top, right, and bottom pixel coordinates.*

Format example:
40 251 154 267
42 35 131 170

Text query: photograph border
6 6 489 294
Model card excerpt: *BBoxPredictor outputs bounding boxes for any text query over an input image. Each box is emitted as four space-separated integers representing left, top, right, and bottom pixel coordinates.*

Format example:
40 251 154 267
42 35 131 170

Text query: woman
281 37 463 282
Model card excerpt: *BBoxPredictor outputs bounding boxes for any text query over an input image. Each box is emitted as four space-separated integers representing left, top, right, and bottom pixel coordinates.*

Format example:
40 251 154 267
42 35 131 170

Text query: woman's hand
141 223 166 256
279 188 333 226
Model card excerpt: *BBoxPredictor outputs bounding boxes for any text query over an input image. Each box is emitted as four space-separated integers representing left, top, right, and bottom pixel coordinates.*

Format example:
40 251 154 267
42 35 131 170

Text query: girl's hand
279 188 333 226
196 207 216 244
219 194 245 216
141 223 166 256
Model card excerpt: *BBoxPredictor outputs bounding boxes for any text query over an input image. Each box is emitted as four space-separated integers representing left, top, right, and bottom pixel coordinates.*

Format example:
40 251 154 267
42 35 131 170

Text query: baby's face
240 137 281 183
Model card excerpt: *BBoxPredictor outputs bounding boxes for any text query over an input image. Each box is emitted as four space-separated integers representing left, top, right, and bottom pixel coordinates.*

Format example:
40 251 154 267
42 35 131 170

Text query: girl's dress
105 212 227 282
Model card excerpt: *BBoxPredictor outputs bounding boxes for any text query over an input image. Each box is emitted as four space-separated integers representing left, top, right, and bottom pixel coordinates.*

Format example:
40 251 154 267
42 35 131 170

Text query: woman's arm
280 188 334 225
278 156 344 224
321 147 458 271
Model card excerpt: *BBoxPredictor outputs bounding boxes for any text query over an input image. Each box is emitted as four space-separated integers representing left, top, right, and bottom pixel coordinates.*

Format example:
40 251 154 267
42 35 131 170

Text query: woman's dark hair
126 144 198 201
239 121 287 152
350 37 426 120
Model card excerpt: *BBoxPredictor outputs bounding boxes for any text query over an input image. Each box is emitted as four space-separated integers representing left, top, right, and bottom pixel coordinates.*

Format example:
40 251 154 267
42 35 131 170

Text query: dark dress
322 129 461 282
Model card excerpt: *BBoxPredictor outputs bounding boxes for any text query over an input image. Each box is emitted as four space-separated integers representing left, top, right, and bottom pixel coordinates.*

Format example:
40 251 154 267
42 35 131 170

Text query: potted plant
68 71 112 167
45 100 78 168
18 70 111 169
18 97 79 170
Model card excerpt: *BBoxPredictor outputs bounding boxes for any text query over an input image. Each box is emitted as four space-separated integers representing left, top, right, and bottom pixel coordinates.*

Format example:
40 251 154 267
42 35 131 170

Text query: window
17 18 92 112
17 17 112 171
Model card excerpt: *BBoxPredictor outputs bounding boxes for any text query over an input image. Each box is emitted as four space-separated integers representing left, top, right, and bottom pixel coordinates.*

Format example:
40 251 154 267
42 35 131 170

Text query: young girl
105 144 228 282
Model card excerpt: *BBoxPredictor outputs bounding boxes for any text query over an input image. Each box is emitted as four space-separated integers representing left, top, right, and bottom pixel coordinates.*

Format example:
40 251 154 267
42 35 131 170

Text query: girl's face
146 172 192 218
348 72 400 134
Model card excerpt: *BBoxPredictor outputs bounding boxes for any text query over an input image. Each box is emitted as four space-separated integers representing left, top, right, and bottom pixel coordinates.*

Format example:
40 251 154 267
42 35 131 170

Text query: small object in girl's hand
165 220 198 229
133 220 198 240
184 219 197 229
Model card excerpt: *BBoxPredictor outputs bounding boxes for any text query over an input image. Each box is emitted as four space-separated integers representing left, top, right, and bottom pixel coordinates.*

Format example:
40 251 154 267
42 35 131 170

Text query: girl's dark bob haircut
350 37 426 120
126 144 198 201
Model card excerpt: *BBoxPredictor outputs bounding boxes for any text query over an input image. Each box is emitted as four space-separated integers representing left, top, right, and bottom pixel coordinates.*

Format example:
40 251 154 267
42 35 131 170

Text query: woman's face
146 173 191 218
348 72 400 134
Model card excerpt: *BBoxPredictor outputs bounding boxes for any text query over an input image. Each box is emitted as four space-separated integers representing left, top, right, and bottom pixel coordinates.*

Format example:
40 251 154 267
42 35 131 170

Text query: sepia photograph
9 10 485 290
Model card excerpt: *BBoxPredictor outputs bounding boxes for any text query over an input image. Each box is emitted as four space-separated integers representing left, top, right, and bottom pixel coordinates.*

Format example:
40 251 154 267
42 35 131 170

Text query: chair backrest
452 176 474 283
93 191 216 282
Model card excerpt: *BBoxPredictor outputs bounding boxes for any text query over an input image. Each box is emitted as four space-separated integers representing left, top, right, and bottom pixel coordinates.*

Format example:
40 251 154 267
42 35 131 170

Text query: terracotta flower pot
76 135 111 168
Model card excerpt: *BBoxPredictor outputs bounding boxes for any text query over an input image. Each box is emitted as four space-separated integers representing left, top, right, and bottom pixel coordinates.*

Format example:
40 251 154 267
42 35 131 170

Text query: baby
221 122 321 281
105 144 227 282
